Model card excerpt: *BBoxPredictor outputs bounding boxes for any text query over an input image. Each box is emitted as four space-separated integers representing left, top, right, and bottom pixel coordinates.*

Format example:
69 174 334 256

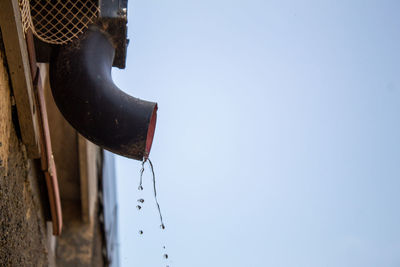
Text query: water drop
138 158 146 190
139 230 143 235
160 224 165 230
163 246 166 249
163 254 168 259
138 199 144 203
136 205 142 210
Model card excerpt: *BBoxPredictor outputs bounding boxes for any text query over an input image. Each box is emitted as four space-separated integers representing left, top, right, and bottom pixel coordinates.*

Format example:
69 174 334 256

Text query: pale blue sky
113 1 400 266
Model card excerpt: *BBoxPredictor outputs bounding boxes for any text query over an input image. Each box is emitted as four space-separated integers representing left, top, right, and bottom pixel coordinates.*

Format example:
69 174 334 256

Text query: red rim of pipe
145 104 158 159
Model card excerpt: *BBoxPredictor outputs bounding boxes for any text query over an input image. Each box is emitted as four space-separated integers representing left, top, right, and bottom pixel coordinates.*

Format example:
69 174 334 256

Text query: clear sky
113 1 400 266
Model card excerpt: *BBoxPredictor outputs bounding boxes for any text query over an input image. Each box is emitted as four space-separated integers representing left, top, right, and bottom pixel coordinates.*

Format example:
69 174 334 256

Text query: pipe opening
145 104 158 159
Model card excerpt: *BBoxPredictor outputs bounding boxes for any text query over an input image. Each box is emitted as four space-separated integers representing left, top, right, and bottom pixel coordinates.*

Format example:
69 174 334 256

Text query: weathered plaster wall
0 32 49 266
56 209 105 267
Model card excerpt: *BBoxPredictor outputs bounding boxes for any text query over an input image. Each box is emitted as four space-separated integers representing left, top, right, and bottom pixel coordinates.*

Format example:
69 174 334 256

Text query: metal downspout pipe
50 25 157 160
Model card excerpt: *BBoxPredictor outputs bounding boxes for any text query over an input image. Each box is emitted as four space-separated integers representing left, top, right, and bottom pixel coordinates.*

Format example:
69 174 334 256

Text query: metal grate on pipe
19 0 99 45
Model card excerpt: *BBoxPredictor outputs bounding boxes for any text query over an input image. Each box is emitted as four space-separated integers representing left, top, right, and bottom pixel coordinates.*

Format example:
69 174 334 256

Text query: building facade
0 1 120 266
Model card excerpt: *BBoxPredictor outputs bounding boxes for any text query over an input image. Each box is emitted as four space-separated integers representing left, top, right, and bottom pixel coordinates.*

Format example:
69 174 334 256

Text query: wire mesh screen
19 0 99 44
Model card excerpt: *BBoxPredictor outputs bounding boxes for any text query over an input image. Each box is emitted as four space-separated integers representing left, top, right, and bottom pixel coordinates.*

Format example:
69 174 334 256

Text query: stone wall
0 31 50 267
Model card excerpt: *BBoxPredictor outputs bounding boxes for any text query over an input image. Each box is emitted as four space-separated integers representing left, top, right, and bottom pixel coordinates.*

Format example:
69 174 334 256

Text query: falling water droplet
136 158 172 264
138 158 147 190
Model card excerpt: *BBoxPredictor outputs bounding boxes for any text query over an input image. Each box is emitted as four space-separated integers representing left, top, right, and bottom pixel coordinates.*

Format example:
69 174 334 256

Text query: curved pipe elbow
50 25 157 160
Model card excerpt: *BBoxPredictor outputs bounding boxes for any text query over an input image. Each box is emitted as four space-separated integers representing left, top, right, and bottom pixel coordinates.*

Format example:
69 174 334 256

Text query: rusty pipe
50 25 157 160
